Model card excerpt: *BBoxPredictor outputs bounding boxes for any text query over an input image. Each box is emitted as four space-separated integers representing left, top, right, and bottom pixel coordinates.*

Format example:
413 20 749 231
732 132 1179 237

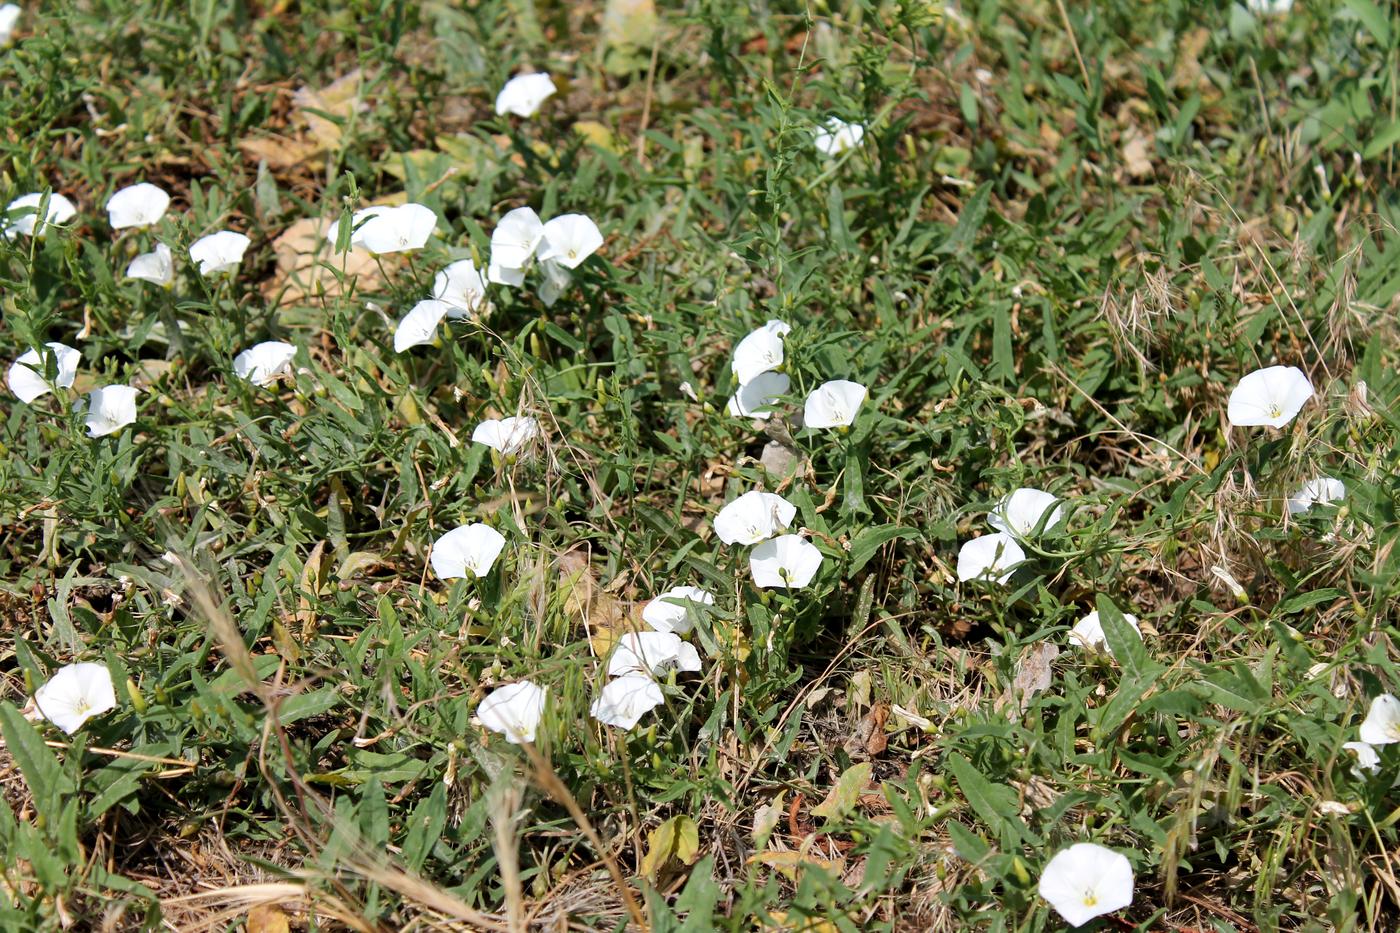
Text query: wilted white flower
731 319 791 386
0 4 20 45
590 674 664 730
433 259 488 318
83 385 139 438
189 231 250 276
538 214 603 269
750 534 823 589
477 681 546 744
1286 477 1345 515
989 488 1064 539
393 299 452 352
714 490 796 545
642 586 715 635
8 342 79 403
4 191 77 237
126 242 174 286
489 206 546 276
33 662 117 734
1038 843 1134 928
106 183 171 229
1360 694 1400 746
1069 609 1142 655
233 341 296 387
1343 741 1380 776
495 72 557 117
1227 365 1314 428
471 416 540 456
727 371 790 420
956 532 1025 585
607 631 702 678
803 379 867 429
354 203 437 255
813 117 865 156
430 523 507 579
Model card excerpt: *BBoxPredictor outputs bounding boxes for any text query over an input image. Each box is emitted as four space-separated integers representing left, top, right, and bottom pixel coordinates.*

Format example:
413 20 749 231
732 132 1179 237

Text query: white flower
495 72 557 117
33 663 117 734
538 214 603 269
1227 365 1314 428
1038 843 1134 928
607 631 702 678
956 532 1026 585
1286 477 1345 515
803 379 867 429
1246 0 1291 14
590 674 664 730
1360 694 1400 746
727 371 790 420
126 242 174 286
813 118 865 156
83 385 139 438
4 192 77 237
477 681 546 744
1069 609 1142 655
356 203 437 255
189 231 250 275
233 341 296 387
487 257 528 287
393 299 452 352
490 207 546 274
8 342 79 403
327 205 391 249
106 183 171 229
1343 741 1381 776
471 416 540 456
989 488 1065 539
730 319 791 386
433 260 488 318
642 586 715 635
0 4 20 45
749 534 823 589
714 490 796 545
536 257 573 307
430 523 507 579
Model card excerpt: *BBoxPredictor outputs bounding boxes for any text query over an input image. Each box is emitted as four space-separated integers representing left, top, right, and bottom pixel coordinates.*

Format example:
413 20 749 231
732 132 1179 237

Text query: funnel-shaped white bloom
233 341 296 386
591 674 664 730
106 183 171 229
956 532 1025 585
495 72 557 117
1069 609 1142 655
430 523 507 579
433 260 488 318
356 203 437 255
1227 366 1313 428
477 681 546 744
1286 477 1345 515
728 371 790 420
8 342 79 403
814 118 865 156
750 534 823 589
189 231 250 275
731 320 791 386
393 299 452 352
714 490 796 545
327 205 392 250
608 631 702 678
538 214 603 269
472 416 540 455
803 380 867 429
1038 843 1134 928
1246 0 1291 13
83 385 138 438
487 256 527 287
990 488 1064 539
4 192 77 237
1343 741 1380 776
0 5 20 45
490 207 546 273
1360 694 1400 746
34 663 117 734
534 258 572 307
127 242 174 286
642 586 715 635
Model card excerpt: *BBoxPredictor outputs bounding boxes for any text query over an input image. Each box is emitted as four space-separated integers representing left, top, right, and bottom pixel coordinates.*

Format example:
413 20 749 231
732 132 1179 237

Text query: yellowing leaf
752 790 786 844
246 905 291 933
811 762 872 821
674 814 700 865
750 850 845 882
573 121 624 155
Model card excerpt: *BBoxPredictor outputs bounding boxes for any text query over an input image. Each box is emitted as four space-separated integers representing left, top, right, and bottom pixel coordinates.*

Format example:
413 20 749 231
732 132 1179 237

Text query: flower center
1267 404 1282 418
1081 889 1097 907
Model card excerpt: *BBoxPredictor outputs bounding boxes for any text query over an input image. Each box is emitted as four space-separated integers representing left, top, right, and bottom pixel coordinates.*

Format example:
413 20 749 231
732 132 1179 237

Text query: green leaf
1278 588 1343 615
1343 0 1391 44
847 525 920 575
946 753 1028 845
1097 595 1156 682
0 703 75 822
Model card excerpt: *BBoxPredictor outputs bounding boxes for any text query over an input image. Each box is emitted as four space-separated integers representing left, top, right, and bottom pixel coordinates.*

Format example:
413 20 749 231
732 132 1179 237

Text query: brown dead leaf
293 69 366 152
1170 28 1210 91
246 904 291 933
238 135 325 171
998 642 1059 714
263 216 383 304
1120 126 1154 179
842 701 889 758
557 549 637 655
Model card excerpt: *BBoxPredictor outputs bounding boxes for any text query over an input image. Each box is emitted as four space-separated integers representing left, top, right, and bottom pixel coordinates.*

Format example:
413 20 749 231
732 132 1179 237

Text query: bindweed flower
642 586 715 635
4 191 76 237
354 203 437 255
1360 694 1400 746
393 299 453 352
803 379 867 429
538 214 604 269
1343 741 1380 776
727 371 790 420
106 183 171 229
989 488 1064 539
476 681 546 744
189 231 250 276
750 534 823 589
607 631 702 678
1246 0 1291 13
1286 477 1345 515
433 259 488 318
0 4 19 45
591 674 664 730
489 207 546 279
472 416 541 456
813 117 865 157
126 242 174 287
488 257 527 287
956 532 1026 585
83 385 138 438
714 490 796 545
731 320 791 386
233 341 296 387
8 342 79 403
327 206 391 250
430 523 507 579
1038 843 1134 928
1069 608 1142 655
34 662 117 734
536 258 573 307
495 72 557 117
1227 365 1313 428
